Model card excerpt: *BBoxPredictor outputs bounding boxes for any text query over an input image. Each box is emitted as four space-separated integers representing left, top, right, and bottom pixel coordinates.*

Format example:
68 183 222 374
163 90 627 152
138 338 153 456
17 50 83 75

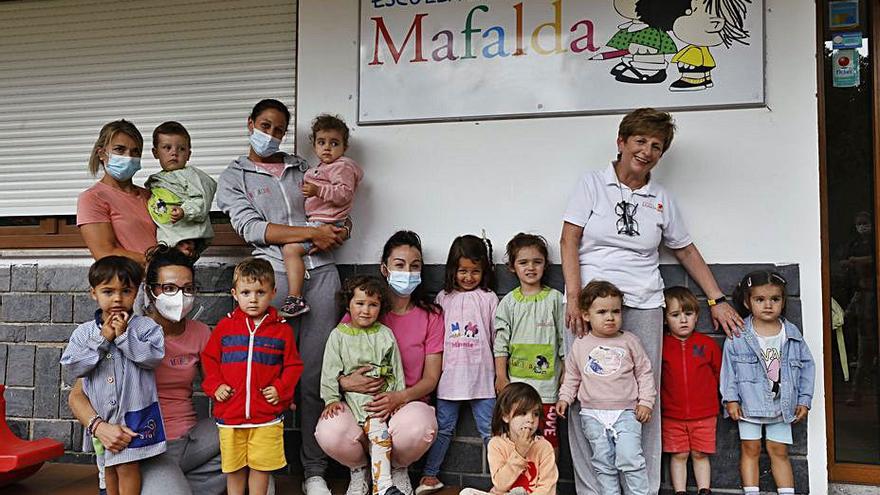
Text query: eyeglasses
150 283 198 296
616 201 639 237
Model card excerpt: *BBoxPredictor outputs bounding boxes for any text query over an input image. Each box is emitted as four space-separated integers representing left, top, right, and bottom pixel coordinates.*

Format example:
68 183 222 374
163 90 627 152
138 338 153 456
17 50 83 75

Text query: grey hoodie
216 153 334 272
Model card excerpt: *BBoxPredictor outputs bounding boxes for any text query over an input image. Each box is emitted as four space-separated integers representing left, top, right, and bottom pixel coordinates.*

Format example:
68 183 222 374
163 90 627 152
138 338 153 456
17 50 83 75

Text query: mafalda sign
358 0 764 124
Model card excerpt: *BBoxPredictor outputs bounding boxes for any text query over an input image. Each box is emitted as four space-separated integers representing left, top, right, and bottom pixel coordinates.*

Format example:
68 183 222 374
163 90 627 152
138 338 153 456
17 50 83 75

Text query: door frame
819 0 880 484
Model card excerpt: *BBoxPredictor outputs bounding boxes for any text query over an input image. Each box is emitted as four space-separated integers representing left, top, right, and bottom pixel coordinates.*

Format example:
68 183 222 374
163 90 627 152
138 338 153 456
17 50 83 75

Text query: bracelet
86 415 103 436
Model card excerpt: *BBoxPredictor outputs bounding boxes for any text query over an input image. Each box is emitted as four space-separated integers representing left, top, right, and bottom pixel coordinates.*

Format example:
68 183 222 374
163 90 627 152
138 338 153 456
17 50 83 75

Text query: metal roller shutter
0 0 297 216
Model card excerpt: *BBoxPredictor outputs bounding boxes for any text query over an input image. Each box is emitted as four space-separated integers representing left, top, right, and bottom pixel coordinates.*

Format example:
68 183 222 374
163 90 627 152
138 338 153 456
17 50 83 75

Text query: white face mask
386 270 421 296
153 291 195 322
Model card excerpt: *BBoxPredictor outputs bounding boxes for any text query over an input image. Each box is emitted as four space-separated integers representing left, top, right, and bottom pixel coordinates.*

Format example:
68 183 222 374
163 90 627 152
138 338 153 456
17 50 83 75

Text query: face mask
153 291 195 323
249 129 282 157
856 224 872 234
104 153 141 181
387 270 421 296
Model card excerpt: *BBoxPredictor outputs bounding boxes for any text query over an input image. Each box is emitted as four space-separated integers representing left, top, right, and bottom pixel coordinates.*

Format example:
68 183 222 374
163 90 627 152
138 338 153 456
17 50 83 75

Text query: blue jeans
580 410 648 495
421 398 494 476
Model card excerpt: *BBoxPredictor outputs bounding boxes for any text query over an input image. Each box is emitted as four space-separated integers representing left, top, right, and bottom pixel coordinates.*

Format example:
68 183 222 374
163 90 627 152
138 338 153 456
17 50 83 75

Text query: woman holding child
559 108 742 494
77 120 156 264
316 230 441 495
68 246 225 494
216 99 347 495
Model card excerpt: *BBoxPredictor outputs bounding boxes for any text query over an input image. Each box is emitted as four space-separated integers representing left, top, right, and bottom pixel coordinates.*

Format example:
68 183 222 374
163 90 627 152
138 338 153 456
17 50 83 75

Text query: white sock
743 488 759 494
778 489 795 494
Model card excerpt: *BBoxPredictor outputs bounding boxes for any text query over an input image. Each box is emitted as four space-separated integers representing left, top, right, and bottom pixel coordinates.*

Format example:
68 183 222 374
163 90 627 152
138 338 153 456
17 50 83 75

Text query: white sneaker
345 467 370 495
303 475 333 495
391 467 413 495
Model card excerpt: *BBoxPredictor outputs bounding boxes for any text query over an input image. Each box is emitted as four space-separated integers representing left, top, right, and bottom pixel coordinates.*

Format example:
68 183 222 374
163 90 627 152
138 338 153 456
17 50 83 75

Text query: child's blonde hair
88 120 143 175
233 257 275 288
663 286 700 314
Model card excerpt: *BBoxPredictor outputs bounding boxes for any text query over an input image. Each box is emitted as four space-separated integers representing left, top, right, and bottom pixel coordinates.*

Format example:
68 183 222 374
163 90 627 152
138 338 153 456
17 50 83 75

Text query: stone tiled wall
0 262 807 493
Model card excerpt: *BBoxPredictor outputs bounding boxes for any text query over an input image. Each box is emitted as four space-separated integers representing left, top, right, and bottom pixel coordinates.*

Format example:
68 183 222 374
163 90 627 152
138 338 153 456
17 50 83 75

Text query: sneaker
279 295 310 318
384 487 406 495
345 467 370 495
303 475 333 495
414 476 444 495
391 467 413 495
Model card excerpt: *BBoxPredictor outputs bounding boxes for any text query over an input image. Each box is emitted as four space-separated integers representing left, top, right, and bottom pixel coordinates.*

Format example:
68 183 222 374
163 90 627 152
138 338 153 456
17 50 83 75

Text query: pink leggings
315 401 437 469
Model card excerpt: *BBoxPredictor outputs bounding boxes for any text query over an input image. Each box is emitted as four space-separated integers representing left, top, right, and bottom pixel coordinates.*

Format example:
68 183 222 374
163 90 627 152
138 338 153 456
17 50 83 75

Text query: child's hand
494 375 510 396
635 405 652 423
555 400 569 419
214 384 233 402
107 311 129 339
262 386 279 405
793 405 809 423
510 426 534 458
100 318 117 342
725 401 742 421
322 401 344 419
170 206 184 223
301 182 319 198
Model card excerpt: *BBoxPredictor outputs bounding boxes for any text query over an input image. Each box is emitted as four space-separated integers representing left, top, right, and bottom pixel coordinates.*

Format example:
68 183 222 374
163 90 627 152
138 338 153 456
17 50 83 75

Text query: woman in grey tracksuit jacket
216 99 346 489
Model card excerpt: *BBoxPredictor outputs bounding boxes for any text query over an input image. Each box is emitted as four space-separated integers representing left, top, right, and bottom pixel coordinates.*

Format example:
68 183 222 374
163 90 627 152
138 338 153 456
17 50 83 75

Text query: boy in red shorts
661 287 722 495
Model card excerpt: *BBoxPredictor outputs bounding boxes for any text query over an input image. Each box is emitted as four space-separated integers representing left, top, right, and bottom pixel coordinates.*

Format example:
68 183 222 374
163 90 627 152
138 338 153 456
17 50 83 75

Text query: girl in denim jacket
720 271 815 495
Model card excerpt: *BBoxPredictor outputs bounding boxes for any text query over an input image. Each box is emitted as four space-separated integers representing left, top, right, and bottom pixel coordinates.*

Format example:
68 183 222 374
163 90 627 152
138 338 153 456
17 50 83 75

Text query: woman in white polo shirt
559 108 742 494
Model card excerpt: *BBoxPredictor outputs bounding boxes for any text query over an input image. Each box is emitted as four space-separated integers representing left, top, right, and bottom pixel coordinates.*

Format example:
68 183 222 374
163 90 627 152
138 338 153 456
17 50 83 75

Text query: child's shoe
384 488 406 495
391 467 413 495
697 490 712 495
302 476 333 495
345 466 370 495
414 476 444 494
279 295 310 318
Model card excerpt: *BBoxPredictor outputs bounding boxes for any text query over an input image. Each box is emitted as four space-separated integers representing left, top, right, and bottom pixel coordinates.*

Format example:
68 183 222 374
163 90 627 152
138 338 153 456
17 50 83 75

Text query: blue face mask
104 153 141 181
249 129 282 157
387 270 421 296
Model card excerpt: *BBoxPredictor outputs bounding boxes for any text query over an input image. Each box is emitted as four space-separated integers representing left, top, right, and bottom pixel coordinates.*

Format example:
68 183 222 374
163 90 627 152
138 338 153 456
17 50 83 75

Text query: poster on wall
358 0 765 124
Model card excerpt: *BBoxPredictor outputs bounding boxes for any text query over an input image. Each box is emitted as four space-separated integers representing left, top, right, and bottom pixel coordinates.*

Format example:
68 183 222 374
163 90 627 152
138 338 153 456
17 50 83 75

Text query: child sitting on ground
201 257 304 495
280 114 362 317
145 121 217 258
459 383 558 495
661 287 722 495
61 256 166 495
556 280 655 495
320 276 406 495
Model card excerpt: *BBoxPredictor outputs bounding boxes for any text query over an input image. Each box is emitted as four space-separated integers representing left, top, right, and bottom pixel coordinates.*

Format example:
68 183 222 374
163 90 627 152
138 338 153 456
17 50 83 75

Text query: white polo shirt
563 163 692 309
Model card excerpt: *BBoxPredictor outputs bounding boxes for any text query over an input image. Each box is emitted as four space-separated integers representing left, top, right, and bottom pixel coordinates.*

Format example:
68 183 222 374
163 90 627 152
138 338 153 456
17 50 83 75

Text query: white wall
296 0 826 490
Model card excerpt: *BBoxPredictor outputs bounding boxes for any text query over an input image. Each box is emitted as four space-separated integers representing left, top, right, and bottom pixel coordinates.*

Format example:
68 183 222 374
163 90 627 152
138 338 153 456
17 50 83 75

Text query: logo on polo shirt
641 201 663 212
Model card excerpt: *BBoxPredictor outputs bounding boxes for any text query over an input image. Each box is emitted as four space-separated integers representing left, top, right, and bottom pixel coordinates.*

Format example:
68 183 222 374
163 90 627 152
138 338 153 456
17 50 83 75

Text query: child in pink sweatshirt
556 280 655 495
280 114 363 318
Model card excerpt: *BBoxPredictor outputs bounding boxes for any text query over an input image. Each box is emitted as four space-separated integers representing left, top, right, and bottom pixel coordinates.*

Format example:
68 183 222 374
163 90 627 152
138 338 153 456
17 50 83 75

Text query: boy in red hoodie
202 257 303 495
661 287 722 495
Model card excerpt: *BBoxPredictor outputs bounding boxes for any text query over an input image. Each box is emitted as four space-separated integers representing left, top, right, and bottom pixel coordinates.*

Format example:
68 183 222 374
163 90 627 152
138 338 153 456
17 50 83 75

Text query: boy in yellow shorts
201 258 304 495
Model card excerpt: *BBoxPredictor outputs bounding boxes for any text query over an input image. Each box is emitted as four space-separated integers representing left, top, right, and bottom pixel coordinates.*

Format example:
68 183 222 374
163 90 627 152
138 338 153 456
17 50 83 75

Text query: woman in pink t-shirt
76 120 156 265
316 230 443 495
68 247 236 494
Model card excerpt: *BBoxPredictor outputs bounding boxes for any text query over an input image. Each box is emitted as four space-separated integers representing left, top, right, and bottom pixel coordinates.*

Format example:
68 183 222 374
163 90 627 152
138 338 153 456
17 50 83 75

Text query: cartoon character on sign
596 0 691 84
669 0 751 91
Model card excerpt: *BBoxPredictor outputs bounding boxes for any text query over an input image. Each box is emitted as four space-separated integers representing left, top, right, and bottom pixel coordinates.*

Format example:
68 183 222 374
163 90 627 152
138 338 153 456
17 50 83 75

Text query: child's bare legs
227 467 248 495
691 450 711 490
249 469 271 495
669 452 689 492
279 243 310 316
104 462 140 495
739 440 762 487
281 243 307 298
766 441 794 489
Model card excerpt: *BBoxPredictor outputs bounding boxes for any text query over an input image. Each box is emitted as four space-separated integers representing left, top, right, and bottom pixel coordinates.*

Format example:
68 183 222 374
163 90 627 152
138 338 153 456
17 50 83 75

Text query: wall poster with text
359 0 765 124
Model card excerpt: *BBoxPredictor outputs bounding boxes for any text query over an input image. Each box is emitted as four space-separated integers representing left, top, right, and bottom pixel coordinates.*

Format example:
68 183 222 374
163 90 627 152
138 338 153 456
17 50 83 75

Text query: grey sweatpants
565 306 663 495
273 264 341 479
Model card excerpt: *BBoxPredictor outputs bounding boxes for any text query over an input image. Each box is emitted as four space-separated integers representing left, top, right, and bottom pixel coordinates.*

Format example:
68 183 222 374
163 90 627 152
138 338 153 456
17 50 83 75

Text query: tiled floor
0 463 463 494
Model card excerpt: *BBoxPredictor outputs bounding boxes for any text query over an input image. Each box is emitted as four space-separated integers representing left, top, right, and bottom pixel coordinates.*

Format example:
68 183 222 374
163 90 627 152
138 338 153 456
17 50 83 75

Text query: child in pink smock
416 235 498 495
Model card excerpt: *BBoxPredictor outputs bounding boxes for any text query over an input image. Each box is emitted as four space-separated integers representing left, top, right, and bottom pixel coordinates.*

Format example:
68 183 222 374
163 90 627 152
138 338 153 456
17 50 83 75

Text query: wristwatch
707 295 727 307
